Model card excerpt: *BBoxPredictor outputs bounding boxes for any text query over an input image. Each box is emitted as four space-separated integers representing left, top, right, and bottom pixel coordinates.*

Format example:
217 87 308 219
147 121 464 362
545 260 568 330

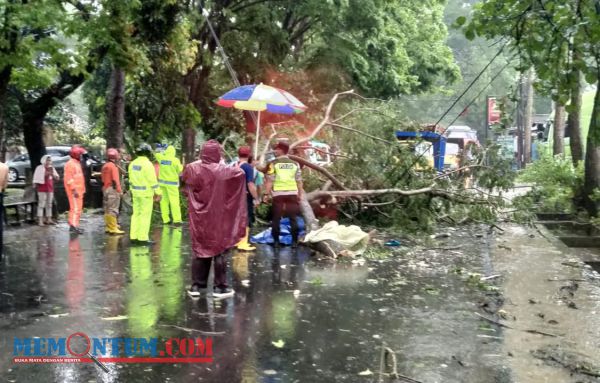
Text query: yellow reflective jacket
267 156 300 192
128 156 162 197
156 145 183 186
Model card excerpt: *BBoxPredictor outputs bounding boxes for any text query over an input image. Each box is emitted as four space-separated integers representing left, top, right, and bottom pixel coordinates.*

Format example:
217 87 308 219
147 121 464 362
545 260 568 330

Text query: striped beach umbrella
217 83 307 157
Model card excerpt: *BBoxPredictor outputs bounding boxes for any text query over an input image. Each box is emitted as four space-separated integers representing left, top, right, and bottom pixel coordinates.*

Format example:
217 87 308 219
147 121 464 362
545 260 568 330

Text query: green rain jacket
128 156 162 197
156 146 183 187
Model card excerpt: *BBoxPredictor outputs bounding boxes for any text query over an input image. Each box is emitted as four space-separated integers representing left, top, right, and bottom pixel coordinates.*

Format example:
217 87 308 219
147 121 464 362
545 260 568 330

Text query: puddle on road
1 218 509 382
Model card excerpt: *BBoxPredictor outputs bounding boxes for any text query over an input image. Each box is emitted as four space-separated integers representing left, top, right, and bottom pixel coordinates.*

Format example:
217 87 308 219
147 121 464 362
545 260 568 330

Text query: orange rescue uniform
64 158 86 227
101 161 122 193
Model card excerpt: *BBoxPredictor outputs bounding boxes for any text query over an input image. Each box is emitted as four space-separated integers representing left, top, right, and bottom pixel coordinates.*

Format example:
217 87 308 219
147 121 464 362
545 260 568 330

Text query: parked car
7 146 71 182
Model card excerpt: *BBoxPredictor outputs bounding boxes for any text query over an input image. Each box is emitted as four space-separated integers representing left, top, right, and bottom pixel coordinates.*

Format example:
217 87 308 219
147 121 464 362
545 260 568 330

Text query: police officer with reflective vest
264 141 304 248
155 145 183 225
128 143 162 244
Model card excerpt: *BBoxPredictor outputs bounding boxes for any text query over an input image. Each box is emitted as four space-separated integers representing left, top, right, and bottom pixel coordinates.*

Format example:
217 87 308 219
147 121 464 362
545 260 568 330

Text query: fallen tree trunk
288 154 346 190
307 187 492 205
299 193 319 231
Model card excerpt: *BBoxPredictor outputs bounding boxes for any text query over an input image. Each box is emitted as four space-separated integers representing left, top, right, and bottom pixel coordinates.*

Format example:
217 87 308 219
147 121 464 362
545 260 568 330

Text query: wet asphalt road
0 216 509 383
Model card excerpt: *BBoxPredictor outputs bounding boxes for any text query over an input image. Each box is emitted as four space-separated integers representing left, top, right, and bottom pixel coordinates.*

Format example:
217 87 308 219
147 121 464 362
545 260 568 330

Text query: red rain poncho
182 140 247 258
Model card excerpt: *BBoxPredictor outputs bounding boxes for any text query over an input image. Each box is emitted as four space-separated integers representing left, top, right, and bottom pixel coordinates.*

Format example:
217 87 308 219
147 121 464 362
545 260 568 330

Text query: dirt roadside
490 223 600 383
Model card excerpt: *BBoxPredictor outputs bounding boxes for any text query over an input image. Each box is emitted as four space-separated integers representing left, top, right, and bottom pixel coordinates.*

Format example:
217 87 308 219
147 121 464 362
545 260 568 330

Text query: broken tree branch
327 122 395 144
288 154 346 190
362 200 397 207
296 144 351 158
307 187 491 205
432 165 491 180
259 125 278 164
290 90 355 151
331 107 383 124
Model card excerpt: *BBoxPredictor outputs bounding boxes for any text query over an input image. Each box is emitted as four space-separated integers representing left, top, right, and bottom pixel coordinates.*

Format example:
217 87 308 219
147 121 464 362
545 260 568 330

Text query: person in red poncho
182 140 247 299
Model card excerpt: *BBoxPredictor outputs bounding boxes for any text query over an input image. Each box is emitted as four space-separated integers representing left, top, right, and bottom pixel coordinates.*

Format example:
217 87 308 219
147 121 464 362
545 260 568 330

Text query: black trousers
191 254 227 289
247 195 255 228
272 195 299 244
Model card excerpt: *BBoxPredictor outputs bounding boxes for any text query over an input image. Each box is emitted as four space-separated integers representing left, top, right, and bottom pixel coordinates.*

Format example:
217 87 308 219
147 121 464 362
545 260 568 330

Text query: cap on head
107 148 120 161
274 141 289 154
70 145 86 160
238 146 251 158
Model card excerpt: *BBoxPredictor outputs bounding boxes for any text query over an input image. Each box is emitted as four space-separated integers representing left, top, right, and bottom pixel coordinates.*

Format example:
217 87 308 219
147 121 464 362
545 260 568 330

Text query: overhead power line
397 42 511 182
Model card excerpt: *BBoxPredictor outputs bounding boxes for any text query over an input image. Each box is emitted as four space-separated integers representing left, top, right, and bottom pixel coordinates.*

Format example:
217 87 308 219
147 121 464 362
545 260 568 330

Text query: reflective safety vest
128 156 161 197
268 157 299 192
156 145 183 187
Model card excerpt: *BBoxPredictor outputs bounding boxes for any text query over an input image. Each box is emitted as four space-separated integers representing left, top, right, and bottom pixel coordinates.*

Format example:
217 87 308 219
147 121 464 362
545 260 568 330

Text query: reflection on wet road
0 217 509 382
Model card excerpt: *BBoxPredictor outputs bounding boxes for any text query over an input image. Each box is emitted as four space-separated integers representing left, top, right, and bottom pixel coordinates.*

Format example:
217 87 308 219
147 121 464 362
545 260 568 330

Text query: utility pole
516 74 524 169
523 68 534 164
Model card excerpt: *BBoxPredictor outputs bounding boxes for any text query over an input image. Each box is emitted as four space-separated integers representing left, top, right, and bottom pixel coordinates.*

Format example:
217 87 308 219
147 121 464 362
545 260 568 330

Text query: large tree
0 1 114 168
83 1 459 163
174 0 460 162
465 0 600 216
0 1 179 167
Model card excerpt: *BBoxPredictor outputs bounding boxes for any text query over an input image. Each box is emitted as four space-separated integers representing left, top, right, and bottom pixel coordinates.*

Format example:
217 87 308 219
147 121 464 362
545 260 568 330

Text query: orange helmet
70 145 87 160
107 148 120 161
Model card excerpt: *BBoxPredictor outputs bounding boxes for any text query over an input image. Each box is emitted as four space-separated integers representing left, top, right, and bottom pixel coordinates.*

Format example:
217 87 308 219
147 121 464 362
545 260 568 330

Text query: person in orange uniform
101 148 124 235
64 145 86 235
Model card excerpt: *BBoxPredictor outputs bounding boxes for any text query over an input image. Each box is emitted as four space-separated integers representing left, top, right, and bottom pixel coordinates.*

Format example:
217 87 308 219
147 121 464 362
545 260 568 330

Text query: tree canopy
2 0 461 169
83 0 459 148
464 0 600 215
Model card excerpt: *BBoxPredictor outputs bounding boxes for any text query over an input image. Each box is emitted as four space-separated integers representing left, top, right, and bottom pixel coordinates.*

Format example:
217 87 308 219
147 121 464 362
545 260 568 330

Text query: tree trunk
106 64 125 149
553 103 566 156
583 87 600 217
516 74 524 168
0 66 12 162
523 69 534 164
299 193 319 232
568 68 584 165
182 127 196 165
22 111 47 172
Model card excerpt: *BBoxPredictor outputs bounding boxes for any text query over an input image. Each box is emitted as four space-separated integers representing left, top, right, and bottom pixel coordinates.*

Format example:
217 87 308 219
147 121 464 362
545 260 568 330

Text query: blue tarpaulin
251 218 306 245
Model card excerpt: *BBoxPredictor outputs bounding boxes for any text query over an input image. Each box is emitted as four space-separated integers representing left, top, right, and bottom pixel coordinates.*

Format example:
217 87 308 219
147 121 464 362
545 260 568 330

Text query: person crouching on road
102 148 124 235
183 140 247 299
236 146 260 251
156 145 183 225
33 154 59 226
128 143 161 244
264 141 304 248
64 145 87 234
